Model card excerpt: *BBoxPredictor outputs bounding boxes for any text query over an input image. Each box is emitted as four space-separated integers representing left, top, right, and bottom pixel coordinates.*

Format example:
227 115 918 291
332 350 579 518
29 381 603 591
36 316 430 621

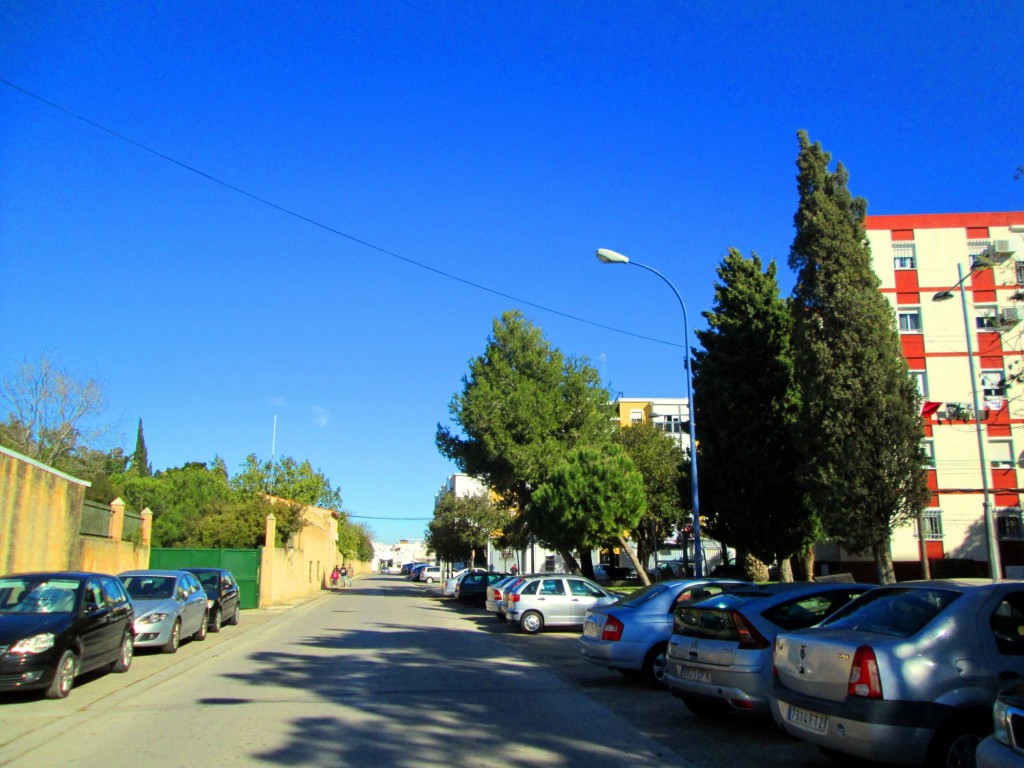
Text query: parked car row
0 567 242 700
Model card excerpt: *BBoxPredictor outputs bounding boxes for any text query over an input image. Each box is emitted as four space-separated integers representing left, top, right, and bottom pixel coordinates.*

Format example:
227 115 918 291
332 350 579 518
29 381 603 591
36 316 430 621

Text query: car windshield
0 578 80 614
820 587 961 637
195 573 221 590
120 575 176 600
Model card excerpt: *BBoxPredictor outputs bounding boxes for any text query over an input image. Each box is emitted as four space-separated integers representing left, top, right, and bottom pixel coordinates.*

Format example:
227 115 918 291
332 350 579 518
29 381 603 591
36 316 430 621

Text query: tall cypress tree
693 249 817 577
788 131 928 583
129 418 151 477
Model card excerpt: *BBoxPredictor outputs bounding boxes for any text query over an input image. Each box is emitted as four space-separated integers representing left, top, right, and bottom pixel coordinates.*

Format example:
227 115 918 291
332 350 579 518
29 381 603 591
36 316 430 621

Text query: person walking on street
340 564 349 587
330 565 340 588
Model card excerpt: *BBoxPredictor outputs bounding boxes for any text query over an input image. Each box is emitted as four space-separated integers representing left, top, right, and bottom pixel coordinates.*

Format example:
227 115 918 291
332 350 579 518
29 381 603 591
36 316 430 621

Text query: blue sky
2 2 1022 543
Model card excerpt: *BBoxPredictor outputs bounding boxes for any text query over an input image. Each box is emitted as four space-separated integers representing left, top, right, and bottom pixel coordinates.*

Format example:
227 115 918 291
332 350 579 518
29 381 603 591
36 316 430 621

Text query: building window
976 306 998 330
918 509 943 540
543 555 556 572
969 239 992 267
1016 261 1024 285
629 409 644 424
922 440 935 468
912 371 929 398
990 439 1015 468
998 508 1024 540
893 241 917 270
982 370 1007 398
898 308 922 333
655 415 683 434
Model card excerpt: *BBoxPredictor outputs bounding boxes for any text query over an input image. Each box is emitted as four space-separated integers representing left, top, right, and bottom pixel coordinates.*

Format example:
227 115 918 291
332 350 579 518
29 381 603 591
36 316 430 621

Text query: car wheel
193 611 209 641
520 611 544 634
426 577 434 583
680 693 728 718
163 620 181 654
209 608 222 633
110 632 133 673
45 649 77 699
642 642 669 689
228 603 240 626
926 719 988 768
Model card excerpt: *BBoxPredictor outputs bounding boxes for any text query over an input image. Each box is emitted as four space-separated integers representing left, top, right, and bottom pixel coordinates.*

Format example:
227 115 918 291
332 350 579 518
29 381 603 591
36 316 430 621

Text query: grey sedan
119 570 209 653
581 579 746 687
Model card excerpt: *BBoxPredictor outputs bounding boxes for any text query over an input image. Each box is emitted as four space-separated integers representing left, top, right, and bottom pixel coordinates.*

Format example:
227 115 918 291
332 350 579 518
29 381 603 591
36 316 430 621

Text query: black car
456 572 510 607
184 568 241 632
0 571 135 699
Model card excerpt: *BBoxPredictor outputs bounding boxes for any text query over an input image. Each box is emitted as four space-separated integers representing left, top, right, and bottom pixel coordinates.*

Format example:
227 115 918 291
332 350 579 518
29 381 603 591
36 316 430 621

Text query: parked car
119 570 209 653
581 578 747 687
771 579 1024 767
442 568 486 597
504 574 620 634
648 560 693 582
977 680 1024 768
408 564 430 580
417 565 442 584
184 568 241 632
485 575 526 618
665 581 870 716
400 562 426 576
0 572 135 699
592 564 636 582
455 572 509 607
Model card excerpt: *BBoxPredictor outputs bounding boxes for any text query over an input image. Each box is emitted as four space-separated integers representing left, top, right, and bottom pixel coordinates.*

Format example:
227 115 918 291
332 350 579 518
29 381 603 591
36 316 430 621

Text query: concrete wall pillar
140 507 153 547
109 497 125 541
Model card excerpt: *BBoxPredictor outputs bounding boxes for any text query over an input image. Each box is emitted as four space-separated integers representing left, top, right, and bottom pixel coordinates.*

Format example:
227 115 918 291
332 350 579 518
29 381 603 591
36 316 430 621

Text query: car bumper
664 656 769 712
579 636 644 671
770 684 938 764
132 619 175 647
0 652 58 692
976 736 1021 768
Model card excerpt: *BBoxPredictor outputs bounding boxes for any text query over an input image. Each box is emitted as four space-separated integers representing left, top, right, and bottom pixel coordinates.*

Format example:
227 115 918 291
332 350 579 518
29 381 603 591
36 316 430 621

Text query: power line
0 77 682 350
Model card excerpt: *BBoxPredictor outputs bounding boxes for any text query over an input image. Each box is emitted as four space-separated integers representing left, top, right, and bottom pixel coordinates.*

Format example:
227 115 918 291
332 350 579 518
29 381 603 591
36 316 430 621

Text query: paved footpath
0 576 683 767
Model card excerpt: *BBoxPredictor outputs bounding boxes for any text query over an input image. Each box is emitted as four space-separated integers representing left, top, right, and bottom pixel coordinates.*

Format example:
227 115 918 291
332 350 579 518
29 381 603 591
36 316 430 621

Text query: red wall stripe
866 212 1024 230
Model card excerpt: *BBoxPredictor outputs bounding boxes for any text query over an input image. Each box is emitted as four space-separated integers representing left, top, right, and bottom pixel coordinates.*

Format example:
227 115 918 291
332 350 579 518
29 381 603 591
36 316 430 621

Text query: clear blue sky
2 3 1022 543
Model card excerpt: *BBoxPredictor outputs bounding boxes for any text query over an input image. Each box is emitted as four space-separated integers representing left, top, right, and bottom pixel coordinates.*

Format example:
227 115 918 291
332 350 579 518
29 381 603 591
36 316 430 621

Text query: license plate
786 704 828 734
583 621 600 638
681 665 711 683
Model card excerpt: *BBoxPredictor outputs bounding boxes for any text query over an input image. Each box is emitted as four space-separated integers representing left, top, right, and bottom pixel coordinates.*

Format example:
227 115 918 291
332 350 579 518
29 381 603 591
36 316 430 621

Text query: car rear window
676 605 740 640
821 587 960 637
761 589 867 631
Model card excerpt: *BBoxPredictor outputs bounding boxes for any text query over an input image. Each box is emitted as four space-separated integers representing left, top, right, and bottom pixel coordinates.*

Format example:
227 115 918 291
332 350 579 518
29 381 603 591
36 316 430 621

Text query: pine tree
693 249 818 577
788 131 928 583
129 418 151 477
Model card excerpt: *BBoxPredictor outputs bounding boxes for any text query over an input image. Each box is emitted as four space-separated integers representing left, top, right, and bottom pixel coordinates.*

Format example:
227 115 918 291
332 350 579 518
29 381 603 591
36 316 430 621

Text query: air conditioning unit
988 239 1016 263
999 307 1024 327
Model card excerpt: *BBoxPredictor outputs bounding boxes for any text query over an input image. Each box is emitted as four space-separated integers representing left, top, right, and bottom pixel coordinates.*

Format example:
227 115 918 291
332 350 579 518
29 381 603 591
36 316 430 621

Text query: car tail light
512 593 521 603
732 612 770 650
492 589 501 600
848 646 883 699
601 615 624 641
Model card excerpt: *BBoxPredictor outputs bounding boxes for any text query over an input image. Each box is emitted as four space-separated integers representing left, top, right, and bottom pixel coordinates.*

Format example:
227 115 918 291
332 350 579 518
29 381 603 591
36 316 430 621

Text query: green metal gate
148 547 261 609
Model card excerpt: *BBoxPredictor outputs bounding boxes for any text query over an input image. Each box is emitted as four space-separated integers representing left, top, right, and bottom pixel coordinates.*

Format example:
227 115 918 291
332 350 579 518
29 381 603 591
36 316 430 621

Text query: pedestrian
510 564 519 576
340 564 351 587
330 565 340 588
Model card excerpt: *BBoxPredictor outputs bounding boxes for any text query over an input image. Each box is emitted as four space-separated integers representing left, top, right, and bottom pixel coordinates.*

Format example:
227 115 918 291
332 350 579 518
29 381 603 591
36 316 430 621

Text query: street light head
932 291 955 303
596 248 630 265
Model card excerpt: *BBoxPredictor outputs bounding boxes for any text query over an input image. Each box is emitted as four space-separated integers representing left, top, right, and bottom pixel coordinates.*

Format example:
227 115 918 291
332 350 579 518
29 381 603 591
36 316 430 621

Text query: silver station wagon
505 574 619 634
772 579 1024 767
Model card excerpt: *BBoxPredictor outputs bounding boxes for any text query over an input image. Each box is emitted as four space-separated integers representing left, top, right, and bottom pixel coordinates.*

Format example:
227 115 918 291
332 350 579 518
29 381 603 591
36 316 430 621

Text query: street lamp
596 248 703 578
932 260 1002 581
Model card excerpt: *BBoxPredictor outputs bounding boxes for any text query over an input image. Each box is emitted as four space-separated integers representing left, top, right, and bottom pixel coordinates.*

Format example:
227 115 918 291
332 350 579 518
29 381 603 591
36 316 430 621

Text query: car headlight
993 698 1013 746
207 599 214 609
138 613 169 624
10 633 55 654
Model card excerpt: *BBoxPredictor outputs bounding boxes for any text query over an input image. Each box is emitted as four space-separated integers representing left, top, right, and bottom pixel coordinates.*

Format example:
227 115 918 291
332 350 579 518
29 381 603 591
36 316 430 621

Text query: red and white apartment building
847 211 1024 578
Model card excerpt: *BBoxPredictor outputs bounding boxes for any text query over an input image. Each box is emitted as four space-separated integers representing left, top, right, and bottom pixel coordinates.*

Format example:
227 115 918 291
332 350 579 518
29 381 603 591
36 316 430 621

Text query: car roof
685 581 872 609
1 571 114 580
118 570 192 577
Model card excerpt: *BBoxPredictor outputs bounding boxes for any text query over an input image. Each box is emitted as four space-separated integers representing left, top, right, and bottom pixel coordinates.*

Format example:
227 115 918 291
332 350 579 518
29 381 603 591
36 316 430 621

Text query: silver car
772 579 1024 767
119 570 209 653
485 575 524 619
505 574 619 634
665 581 869 716
580 579 747 687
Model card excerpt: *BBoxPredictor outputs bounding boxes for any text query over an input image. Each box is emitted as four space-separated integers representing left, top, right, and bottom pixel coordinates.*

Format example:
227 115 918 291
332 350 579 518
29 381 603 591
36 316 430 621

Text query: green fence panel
148 547 261 609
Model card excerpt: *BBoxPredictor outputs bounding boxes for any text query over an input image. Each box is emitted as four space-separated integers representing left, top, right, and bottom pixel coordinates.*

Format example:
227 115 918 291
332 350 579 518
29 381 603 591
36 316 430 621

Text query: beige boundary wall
258 499 340 606
0 446 151 574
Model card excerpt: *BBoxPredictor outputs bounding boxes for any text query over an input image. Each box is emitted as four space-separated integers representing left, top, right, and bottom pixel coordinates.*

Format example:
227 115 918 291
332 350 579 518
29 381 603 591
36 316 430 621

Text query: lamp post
596 248 703 578
932 261 1002 581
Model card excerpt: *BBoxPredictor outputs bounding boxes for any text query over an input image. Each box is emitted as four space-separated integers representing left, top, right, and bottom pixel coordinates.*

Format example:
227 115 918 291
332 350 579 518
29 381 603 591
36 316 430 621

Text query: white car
418 565 443 583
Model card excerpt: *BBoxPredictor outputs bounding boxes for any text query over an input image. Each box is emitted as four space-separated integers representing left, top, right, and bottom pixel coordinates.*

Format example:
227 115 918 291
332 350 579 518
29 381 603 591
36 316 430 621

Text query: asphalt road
0 575 834 768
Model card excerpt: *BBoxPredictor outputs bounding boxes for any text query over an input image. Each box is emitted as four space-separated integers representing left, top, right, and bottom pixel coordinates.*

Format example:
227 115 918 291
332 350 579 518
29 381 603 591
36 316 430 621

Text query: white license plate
583 621 600 638
681 665 711 683
786 704 828 734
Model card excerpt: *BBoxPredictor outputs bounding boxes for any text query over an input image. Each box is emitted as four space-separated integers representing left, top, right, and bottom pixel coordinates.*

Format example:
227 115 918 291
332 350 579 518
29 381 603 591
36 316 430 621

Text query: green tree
612 421 686 571
128 418 151 477
231 454 342 511
692 248 819 578
426 493 508 568
529 445 648 581
788 131 929 583
436 310 613 572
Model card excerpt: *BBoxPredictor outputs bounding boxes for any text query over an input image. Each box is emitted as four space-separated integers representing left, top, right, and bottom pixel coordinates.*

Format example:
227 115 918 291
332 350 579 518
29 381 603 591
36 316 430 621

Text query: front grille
1009 708 1024 752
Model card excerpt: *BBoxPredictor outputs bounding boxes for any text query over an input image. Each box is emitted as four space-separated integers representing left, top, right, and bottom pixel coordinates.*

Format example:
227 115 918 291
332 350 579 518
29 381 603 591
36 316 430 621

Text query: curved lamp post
595 248 703 578
932 260 1002 581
